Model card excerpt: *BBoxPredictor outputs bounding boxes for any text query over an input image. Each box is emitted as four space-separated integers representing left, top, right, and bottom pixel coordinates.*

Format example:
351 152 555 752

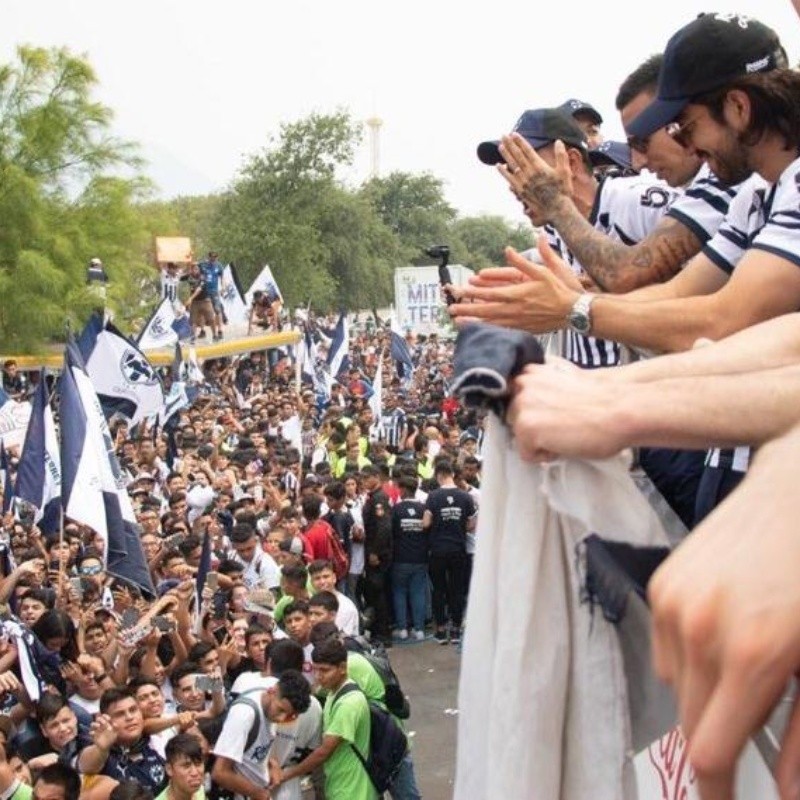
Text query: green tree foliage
360 172 457 264
450 215 536 272
0 46 147 350
207 110 399 311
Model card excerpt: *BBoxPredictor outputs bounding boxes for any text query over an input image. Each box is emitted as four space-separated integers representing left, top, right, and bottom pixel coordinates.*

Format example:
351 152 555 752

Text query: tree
451 215 536 272
360 172 456 264
0 46 145 350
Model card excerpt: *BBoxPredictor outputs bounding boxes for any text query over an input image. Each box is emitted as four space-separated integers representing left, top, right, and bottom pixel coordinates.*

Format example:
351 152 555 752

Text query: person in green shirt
269 639 377 800
156 734 206 800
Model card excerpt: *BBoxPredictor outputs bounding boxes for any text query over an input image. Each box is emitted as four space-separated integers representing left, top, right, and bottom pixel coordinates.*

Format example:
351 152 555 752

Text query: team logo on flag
120 350 159 386
150 316 168 338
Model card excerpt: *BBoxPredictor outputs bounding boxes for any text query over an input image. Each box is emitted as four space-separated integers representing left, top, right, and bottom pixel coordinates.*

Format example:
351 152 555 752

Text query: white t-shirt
69 694 100 716
231 672 276 696
270 697 323 800
334 591 360 636
229 548 281 591
213 690 275 799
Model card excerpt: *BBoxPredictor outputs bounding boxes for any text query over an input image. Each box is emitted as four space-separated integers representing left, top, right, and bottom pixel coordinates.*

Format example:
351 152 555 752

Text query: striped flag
326 311 350 379
15 378 61 534
79 313 165 427
60 342 155 597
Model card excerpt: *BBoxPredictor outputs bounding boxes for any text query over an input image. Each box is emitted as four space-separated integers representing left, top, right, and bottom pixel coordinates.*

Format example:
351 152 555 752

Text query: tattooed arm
546 197 702 292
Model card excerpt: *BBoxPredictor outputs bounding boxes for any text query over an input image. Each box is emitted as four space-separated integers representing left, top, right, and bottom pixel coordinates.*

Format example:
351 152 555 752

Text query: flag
0 387 33 452
369 357 383 429
390 328 415 383
15 379 61 534
0 442 14 515
136 298 191 350
326 311 350 379
79 312 165 427
1 619 46 701
186 346 205 384
246 264 283 306
195 529 212 604
220 264 248 326
60 341 155 597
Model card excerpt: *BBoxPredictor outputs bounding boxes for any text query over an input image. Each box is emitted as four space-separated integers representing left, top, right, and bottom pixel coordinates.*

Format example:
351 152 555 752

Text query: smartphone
153 616 175 633
212 590 228 620
69 577 84 599
194 674 223 694
205 572 219 592
121 608 140 630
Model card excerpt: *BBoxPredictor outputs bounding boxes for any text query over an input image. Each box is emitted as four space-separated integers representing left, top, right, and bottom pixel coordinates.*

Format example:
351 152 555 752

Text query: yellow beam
0 330 300 370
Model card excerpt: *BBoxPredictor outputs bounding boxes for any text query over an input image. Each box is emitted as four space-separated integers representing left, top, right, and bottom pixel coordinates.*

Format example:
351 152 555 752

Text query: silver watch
567 293 594 334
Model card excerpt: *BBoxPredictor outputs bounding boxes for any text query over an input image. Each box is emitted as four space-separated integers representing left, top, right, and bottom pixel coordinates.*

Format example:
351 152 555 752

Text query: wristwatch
567 293 594 334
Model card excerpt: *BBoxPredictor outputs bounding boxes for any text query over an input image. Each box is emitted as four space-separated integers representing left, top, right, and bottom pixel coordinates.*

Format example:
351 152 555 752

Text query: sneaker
394 629 408 641
197 329 207 339
450 627 462 645
435 629 448 645
412 630 425 642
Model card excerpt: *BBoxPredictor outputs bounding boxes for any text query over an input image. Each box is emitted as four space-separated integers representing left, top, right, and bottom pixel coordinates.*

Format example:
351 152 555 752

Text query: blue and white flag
60 342 155 597
390 319 416 383
326 311 350 379
136 298 191 350
0 442 14 515
15 379 61 534
79 313 165 427
220 264 248 326
246 264 283 306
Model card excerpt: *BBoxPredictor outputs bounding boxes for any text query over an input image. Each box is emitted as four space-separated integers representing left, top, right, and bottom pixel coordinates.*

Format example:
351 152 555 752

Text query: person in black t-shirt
423 461 477 645
390 474 429 642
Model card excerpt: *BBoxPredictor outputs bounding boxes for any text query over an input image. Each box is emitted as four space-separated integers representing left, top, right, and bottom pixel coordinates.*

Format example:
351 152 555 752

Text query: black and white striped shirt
379 407 407 450
547 174 677 369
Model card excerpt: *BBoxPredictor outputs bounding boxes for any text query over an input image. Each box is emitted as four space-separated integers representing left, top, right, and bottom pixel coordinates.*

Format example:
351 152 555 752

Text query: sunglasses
80 565 103 576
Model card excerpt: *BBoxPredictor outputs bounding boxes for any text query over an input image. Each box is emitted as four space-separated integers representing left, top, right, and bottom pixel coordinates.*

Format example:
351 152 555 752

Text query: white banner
0 399 32 451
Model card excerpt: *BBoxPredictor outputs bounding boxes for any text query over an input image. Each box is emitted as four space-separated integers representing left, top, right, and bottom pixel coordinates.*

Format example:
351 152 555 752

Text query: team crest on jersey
121 349 158 386
408 508 416 516
447 497 453 505
251 744 270 762
640 187 672 209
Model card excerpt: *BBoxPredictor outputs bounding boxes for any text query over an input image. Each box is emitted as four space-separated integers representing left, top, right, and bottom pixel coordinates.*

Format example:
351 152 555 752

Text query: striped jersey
161 268 183 302
666 163 739 245
379 407 407 449
547 174 677 368
700 164 795 474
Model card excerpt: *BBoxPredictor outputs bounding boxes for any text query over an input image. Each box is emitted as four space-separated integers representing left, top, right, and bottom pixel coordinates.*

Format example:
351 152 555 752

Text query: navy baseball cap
477 108 588 165
589 141 634 171
627 13 783 138
559 98 603 126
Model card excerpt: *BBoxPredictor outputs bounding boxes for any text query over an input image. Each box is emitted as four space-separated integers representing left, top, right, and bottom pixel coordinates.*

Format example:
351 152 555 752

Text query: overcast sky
4 0 800 223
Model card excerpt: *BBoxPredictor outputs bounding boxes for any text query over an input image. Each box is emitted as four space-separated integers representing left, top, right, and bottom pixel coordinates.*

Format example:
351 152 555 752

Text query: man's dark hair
35 763 81 800
311 636 348 666
178 535 202 558
245 622 272 645
165 732 204 765
217 558 244 576
110 781 154 800
19 587 54 609
266 638 304 676
128 675 161 693
171 661 201 689
434 460 454 478
85 620 106 638
693 68 798 150
397 474 418 495
36 693 69 726
309 591 339 614
100 686 135 714
281 564 308 587
307 559 334 576
283 599 310 619
300 494 322 521
323 481 346 501
77 548 103 568
188 641 216 663
616 54 663 110
277 669 312 715
309 620 340 648
231 523 256 544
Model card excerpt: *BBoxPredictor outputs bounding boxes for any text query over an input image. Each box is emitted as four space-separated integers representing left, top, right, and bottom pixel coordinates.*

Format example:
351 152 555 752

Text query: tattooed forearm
548 208 702 293
521 174 566 217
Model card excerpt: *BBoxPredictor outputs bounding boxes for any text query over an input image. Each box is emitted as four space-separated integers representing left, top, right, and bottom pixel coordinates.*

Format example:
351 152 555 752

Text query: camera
423 245 454 305
424 245 450 265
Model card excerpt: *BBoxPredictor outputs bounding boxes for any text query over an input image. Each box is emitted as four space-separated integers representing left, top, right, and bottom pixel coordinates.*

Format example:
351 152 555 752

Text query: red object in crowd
442 395 460 422
304 519 337 561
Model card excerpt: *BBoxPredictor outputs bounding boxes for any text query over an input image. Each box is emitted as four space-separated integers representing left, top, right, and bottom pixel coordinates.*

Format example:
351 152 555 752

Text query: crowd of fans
0 321 482 800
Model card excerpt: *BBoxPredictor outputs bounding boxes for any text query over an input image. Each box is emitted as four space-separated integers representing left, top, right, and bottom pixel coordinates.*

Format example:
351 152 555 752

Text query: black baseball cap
477 108 588 165
559 98 603 126
627 13 783 138
589 141 633 171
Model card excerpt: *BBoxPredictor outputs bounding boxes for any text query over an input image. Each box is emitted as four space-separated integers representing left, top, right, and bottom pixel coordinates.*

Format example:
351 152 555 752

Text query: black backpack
343 637 411 720
333 683 408 793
